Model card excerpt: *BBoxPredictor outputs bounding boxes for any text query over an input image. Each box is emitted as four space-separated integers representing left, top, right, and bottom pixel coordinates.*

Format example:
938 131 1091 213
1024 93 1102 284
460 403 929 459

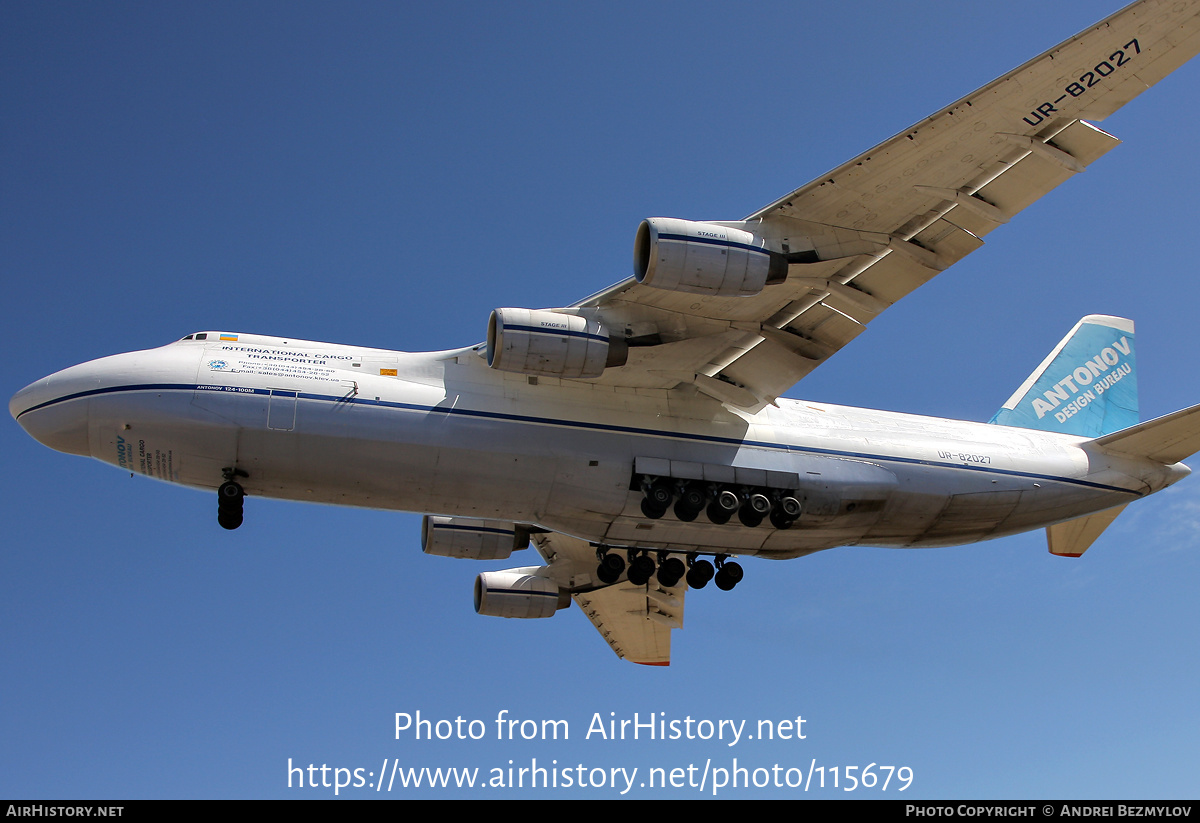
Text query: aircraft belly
859 465 1139 548
223 396 562 515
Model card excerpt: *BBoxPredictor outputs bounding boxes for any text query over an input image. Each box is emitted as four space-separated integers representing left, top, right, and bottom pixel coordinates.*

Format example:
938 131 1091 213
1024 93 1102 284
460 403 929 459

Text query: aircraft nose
10 366 95 457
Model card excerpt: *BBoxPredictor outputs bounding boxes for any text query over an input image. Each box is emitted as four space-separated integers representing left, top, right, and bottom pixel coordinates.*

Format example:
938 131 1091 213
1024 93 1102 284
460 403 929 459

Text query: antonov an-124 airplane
13 0 1200 664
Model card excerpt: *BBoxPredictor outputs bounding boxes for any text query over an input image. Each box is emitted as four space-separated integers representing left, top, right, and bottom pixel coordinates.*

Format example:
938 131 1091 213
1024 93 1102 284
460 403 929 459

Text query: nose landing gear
217 469 247 530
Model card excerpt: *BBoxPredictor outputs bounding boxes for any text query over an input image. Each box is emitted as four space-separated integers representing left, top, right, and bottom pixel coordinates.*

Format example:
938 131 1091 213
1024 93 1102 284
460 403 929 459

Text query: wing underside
570 1 1200 410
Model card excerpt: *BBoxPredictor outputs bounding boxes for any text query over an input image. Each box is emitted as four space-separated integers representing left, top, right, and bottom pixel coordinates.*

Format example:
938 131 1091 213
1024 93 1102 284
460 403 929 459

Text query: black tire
686 559 714 589
778 495 802 518
596 562 621 584
748 492 772 514
600 552 626 577
640 498 667 519
217 510 243 531
714 561 743 591
657 557 685 587
705 502 731 525
673 497 700 522
737 507 764 528
673 485 706 521
769 509 795 530
713 488 740 514
645 479 673 509
627 554 656 586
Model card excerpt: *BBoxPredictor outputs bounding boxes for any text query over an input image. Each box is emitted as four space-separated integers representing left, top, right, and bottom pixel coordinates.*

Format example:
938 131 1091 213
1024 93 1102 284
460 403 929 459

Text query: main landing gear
637 475 802 530
594 548 742 591
217 469 247 530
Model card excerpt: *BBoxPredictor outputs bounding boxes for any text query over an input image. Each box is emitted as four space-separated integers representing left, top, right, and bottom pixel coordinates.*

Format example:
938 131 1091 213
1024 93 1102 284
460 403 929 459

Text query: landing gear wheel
706 488 739 524
627 554 656 586
747 491 772 515
217 480 245 529
673 485 706 522
737 507 764 528
640 498 668 519
643 479 674 509
778 495 802 518
596 552 626 584
769 509 796 530
656 557 685 587
714 561 743 591
685 558 714 589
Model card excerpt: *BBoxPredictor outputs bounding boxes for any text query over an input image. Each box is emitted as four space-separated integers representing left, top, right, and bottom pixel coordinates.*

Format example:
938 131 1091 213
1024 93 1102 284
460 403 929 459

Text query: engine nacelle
487 308 627 379
474 568 571 619
634 217 788 297
421 516 530 560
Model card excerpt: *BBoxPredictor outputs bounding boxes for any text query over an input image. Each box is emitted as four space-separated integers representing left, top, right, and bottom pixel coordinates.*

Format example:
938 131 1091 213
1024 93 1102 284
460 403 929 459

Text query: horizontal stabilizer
1046 505 1128 558
1091 402 1200 465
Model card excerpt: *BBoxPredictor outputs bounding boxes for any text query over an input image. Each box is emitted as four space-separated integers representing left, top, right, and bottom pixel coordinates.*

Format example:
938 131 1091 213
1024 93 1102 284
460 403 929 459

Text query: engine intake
487 308 627 379
634 218 788 297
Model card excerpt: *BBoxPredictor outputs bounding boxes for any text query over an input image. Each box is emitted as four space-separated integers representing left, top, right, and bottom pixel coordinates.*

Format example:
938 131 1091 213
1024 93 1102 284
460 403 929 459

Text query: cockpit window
196 333 208 340
181 334 194 340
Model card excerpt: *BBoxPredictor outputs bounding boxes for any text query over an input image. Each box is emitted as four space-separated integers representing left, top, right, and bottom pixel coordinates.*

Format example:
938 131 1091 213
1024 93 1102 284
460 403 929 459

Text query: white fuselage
10 332 1187 558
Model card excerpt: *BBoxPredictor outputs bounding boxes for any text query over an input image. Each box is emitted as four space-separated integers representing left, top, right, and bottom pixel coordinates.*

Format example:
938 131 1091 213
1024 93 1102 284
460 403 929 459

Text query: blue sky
4 1 1200 798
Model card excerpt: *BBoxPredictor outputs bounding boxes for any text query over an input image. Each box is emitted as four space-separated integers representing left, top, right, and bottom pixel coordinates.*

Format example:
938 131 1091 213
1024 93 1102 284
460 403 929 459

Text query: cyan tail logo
989 315 1138 438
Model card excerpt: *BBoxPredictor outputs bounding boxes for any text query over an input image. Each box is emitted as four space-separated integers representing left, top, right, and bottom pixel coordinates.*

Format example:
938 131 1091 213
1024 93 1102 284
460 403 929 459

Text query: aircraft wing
531 531 684 666
575 0 1200 411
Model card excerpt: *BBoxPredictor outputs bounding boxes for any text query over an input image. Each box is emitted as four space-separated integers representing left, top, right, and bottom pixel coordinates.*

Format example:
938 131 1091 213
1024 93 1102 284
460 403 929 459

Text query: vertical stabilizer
989 315 1137 437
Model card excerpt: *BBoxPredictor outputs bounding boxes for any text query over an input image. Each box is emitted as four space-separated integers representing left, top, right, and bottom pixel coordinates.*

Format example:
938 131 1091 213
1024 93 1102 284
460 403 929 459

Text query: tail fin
989 315 1137 437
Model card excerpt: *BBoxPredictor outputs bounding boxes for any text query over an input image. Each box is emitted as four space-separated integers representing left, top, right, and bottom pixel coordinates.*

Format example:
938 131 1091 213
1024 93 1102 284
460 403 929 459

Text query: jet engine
474 568 571 619
634 217 789 297
421 515 530 560
487 308 627 379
